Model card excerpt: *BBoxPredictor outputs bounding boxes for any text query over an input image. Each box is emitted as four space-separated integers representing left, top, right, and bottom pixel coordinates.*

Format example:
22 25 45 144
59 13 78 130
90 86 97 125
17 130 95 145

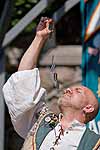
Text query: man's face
58 86 87 110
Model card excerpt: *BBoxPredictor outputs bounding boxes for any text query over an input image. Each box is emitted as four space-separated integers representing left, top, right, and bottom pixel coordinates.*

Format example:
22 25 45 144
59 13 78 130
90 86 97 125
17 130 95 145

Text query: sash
78 128 100 150
21 108 58 150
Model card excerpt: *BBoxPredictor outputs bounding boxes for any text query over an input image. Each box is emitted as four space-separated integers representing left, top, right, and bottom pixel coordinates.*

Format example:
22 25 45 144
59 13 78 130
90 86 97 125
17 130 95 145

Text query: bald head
58 85 99 123
81 86 99 122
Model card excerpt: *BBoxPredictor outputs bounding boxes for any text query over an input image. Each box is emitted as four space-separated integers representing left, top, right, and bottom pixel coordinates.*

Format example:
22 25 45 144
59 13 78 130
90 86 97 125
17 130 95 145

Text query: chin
57 99 61 109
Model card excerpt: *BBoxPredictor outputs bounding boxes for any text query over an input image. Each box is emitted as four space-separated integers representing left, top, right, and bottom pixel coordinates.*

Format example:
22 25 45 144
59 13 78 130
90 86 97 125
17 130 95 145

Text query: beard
58 96 81 113
57 96 71 112
57 97 63 112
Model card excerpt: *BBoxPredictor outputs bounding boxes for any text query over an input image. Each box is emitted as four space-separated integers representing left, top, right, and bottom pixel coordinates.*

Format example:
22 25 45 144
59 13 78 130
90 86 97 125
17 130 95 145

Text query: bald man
58 86 99 125
3 17 100 150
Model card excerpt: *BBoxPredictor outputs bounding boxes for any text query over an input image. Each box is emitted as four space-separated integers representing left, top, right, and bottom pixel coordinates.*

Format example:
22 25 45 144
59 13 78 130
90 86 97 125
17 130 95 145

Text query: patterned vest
21 110 100 150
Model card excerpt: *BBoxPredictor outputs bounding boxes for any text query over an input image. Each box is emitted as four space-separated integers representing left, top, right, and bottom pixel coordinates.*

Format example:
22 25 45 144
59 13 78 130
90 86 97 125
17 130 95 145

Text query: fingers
40 17 48 22
36 17 54 32
36 17 48 32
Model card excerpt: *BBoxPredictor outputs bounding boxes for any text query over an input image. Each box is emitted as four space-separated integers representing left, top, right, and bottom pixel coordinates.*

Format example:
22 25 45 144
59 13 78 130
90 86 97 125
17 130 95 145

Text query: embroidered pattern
97 77 100 97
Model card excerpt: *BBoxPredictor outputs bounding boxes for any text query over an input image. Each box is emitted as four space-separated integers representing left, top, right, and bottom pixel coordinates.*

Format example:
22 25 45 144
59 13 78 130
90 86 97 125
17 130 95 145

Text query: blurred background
0 0 82 149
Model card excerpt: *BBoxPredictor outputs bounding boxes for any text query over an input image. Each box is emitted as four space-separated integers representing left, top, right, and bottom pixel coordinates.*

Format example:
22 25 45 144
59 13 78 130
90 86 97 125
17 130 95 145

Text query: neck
60 108 84 130
60 112 75 130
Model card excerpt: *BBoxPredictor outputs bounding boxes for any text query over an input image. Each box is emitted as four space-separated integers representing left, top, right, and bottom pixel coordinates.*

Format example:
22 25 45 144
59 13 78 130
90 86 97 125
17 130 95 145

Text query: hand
36 17 54 40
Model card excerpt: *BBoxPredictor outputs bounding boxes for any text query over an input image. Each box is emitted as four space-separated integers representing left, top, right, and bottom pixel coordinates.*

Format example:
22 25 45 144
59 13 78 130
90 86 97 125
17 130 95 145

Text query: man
3 17 100 150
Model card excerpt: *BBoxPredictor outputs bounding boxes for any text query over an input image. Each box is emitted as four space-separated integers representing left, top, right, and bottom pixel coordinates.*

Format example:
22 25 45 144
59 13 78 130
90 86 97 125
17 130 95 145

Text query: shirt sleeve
3 68 46 138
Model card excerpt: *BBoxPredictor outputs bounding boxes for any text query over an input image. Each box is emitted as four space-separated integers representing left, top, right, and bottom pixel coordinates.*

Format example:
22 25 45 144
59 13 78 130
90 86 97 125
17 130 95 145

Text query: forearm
18 35 46 71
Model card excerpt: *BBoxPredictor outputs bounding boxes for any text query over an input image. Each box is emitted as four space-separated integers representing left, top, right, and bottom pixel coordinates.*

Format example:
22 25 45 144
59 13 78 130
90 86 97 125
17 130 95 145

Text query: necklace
50 124 64 150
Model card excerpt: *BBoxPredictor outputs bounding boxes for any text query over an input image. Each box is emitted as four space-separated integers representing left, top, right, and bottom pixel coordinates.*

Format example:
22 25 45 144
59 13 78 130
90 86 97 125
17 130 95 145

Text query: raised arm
18 17 53 71
3 17 54 138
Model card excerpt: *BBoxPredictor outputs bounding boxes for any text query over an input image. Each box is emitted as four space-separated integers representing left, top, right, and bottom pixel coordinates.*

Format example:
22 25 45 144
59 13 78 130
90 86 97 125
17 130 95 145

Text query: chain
50 55 59 89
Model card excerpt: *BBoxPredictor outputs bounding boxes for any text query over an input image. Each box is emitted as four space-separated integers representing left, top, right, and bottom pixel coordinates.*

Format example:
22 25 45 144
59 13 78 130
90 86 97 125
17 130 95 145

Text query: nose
64 88 73 94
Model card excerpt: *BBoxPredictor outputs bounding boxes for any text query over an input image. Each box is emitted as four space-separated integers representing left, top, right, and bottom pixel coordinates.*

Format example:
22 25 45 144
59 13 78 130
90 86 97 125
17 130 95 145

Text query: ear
83 104 94 114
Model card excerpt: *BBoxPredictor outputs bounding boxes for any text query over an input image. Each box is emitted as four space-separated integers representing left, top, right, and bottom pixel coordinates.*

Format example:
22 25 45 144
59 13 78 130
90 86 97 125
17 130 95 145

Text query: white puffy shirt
3 68 46 138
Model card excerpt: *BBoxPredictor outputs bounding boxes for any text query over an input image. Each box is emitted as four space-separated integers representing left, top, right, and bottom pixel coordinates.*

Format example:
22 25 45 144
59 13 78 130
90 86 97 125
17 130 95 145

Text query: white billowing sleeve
3 68 46 139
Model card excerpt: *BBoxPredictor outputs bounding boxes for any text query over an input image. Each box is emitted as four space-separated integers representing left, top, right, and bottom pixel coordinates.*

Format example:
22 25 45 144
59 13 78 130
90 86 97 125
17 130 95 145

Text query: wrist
36 32 48 41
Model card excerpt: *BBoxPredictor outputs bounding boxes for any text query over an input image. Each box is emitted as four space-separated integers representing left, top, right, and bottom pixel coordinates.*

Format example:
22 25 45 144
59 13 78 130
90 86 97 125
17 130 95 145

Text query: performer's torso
39 122 86 150
22 111 100 150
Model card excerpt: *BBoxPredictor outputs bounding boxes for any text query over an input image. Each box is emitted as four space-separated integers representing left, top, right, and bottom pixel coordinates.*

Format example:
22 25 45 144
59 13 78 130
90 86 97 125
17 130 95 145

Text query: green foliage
11 0 40 32
15 0 25 6
15 0 39 6
10 0 67 33
25 22 37 32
